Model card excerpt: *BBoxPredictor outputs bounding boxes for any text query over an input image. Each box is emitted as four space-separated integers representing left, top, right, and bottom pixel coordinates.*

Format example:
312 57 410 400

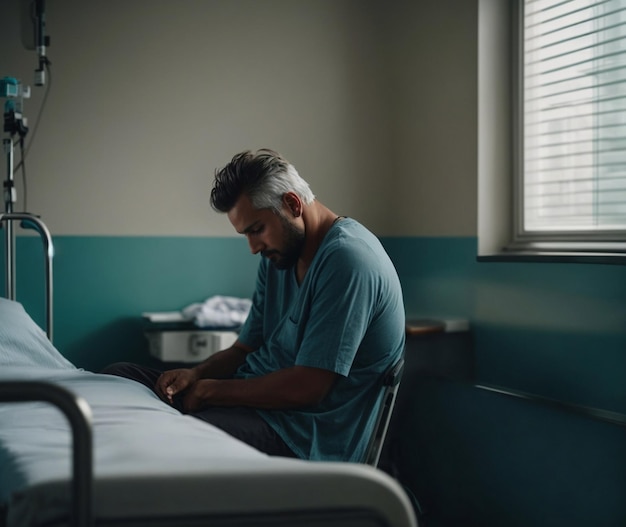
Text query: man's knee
100 362 162 390
100 361 136 376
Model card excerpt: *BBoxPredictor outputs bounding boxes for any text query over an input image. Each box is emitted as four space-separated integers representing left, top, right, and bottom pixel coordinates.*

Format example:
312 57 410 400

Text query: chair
362 356 405 467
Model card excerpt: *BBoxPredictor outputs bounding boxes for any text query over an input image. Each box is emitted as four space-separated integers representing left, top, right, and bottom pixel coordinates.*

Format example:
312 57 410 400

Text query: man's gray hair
211 149 315 213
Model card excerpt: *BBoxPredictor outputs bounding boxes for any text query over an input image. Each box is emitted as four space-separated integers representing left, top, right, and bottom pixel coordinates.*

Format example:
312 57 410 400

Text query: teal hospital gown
235 218 405 462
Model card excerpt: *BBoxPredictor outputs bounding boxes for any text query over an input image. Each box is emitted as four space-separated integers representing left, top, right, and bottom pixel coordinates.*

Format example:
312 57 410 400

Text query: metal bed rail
0 212 54 341
0 381 93 527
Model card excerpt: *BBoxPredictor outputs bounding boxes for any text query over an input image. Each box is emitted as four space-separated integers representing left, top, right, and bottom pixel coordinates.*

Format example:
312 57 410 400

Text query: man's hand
155 368 199 405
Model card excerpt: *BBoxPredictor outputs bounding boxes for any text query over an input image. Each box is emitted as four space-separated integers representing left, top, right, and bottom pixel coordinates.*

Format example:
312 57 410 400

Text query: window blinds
523 0 626 233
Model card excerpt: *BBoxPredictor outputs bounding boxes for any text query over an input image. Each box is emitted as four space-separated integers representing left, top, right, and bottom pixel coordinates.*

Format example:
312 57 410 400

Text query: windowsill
477 250 626 265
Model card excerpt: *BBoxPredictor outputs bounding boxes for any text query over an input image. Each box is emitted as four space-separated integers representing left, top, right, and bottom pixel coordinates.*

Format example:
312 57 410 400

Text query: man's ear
282 192 302 218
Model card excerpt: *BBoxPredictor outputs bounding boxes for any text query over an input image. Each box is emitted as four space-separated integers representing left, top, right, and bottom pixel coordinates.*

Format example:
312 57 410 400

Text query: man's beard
262 214 305 270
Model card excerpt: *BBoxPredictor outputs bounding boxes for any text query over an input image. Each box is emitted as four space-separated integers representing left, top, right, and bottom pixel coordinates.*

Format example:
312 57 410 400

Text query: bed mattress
0 299 417 527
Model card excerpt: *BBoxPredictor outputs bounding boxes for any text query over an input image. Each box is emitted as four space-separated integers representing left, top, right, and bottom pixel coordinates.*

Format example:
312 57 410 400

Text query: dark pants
100 362 298 458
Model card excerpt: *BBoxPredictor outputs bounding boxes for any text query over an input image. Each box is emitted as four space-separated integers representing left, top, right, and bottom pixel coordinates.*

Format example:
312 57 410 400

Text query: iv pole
2 133 16 300
1 77 54 342
0 1 54 340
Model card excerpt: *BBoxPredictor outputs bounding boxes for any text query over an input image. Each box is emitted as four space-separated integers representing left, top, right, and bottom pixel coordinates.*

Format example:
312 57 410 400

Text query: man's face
228 194 305 270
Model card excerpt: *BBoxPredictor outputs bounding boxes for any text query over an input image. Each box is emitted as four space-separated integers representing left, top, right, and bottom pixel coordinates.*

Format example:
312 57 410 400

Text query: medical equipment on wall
20 0 50 87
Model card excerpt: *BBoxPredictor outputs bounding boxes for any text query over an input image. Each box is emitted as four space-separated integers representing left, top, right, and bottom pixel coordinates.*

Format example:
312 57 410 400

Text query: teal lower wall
3 235 626 413
383 237 626 415
397 379 626 526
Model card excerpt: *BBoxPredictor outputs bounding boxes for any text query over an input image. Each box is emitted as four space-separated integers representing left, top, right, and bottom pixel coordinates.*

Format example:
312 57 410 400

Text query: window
478 0 626 262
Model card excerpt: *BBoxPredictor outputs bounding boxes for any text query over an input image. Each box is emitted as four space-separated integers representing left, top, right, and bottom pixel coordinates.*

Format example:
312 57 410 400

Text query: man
102 149 405 462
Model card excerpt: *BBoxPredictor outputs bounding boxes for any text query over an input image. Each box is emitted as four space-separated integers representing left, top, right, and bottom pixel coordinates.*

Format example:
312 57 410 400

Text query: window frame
478 0 626 264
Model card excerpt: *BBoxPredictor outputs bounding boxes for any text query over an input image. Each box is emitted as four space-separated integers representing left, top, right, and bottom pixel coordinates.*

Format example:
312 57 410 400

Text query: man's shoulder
324 219 387 259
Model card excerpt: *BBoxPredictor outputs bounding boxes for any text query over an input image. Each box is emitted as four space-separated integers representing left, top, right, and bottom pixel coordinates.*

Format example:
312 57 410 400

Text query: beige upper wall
387 0 478 237
1 0 477 237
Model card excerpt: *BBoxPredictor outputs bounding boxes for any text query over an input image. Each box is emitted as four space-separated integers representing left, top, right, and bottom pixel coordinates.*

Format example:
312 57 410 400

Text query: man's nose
247 236 264 255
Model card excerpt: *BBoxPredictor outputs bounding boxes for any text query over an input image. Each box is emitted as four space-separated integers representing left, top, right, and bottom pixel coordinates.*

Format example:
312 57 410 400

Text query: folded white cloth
181 295 252 328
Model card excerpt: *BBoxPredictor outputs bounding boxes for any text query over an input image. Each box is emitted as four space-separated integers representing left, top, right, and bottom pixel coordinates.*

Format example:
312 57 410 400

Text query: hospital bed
0 216 417 527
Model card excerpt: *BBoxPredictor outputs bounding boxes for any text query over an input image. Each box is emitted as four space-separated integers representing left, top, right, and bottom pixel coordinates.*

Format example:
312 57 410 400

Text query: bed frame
0 381 92 526
0 215 417 527
0 212 53 340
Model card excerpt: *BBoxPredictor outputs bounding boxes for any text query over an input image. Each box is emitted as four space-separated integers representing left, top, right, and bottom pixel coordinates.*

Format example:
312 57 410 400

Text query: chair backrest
362 356 405 467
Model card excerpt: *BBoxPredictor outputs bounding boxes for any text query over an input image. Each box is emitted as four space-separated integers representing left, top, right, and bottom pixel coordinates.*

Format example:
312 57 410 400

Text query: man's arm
181 365 338 413
193 340 253 379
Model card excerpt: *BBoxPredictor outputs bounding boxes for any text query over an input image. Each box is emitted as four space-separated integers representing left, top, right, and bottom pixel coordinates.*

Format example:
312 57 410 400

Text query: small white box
146 330 238 363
